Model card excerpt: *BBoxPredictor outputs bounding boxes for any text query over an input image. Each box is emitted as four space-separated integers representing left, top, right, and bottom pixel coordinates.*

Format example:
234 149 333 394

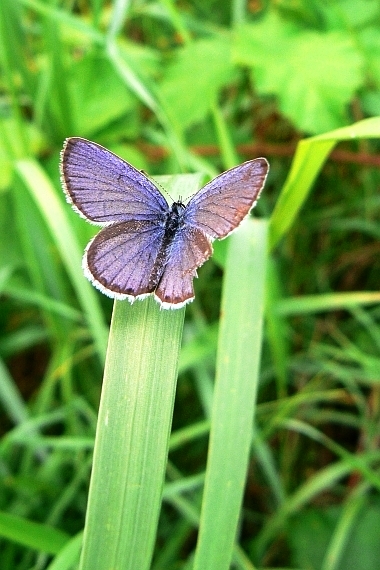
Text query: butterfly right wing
155 224 213 308
60 137 168 225
153 159 269 309
84 220 167 300
184 158 269 239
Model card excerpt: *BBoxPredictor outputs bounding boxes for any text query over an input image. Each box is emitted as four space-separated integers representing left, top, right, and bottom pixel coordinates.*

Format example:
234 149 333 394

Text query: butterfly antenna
144 171 176 203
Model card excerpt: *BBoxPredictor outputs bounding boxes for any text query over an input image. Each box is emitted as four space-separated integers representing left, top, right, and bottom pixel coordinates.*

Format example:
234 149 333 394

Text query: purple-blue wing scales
155 226 213 308
60 137 168 225
184 158 269 239
84 221 167 300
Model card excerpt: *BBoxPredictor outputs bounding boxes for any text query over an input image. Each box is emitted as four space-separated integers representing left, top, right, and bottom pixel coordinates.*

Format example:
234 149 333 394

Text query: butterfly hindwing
84 221 167 300
155 225 213 308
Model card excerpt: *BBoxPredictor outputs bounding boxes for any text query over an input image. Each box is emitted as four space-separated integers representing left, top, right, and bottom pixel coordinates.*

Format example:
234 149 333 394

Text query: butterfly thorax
165 201 186 237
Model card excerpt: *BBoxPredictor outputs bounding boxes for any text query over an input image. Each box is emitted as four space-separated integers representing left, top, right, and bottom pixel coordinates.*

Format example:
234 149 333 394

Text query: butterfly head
170 199 186 214
164 200 186 235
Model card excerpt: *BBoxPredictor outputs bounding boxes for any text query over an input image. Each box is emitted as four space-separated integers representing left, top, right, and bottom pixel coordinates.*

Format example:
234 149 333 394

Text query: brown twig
138 141 380 168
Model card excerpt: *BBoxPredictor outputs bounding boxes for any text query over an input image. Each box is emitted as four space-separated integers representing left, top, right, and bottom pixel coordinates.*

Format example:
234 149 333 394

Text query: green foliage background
1 0 380 569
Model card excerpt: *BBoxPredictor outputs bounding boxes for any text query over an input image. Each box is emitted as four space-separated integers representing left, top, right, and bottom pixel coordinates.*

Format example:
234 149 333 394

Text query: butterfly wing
60 137 168 225
84 220 168 300
155 225 213 308
183 158 269 239
154 158 269 308
155 159 269 308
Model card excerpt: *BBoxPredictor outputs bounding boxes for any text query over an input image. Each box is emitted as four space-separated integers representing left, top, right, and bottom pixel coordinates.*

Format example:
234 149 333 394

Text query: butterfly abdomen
145 201 186 290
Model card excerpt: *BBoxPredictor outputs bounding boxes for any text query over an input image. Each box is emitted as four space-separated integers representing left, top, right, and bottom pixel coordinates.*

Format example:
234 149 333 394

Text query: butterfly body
60 138 269 309
164 201 186 235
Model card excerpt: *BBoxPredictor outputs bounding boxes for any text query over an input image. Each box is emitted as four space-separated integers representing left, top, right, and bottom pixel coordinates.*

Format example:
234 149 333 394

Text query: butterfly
60 137 269 309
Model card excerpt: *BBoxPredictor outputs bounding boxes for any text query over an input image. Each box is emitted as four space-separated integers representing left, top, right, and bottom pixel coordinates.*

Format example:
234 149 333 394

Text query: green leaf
277 291 380 316
359 27 380 87
269 116 380 249
278 31 362 132
69 52 139 137
322 0 380 29
288 499 380 570
77 173 201 570
234 10 294 76
0 511 69 554
47 532 83 570
15 158 108 363
79 298 185 570
194 219 268 570
234 12 363 133
159 36 235 132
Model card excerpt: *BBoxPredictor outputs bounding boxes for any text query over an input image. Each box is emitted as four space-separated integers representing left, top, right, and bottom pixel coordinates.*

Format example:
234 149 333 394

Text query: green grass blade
3 285 83 322
18 0 104 44
15 158 108 363
0 1 29 156
78 173 200 570
78 298 185 570
107 0 132 40
193 218 268 570
90 0 104 28
211 101 239 169
265 257 289 398
277 291 380 316
0 357 29 424
47 532 83 570
269 138 334 250
320 490 366 570
253 452 380 563
41 15 75 138
269 117 380 250
0 511 69 554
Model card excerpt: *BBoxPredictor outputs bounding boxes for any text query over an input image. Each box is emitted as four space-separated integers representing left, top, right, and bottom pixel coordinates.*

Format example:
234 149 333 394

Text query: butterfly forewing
60 138 168 225
184 158 269 239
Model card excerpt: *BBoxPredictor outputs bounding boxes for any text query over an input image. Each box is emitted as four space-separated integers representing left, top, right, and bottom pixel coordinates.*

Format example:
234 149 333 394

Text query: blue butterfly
60 138 269 309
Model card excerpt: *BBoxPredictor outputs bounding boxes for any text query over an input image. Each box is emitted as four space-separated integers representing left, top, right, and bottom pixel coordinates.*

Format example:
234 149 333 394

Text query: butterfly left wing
60 137 168 225
155 225 213 308
84 220 167 300
183 158 269 239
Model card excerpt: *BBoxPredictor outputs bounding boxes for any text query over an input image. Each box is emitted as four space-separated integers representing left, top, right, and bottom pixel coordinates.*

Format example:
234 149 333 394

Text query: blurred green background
1 0 380 568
